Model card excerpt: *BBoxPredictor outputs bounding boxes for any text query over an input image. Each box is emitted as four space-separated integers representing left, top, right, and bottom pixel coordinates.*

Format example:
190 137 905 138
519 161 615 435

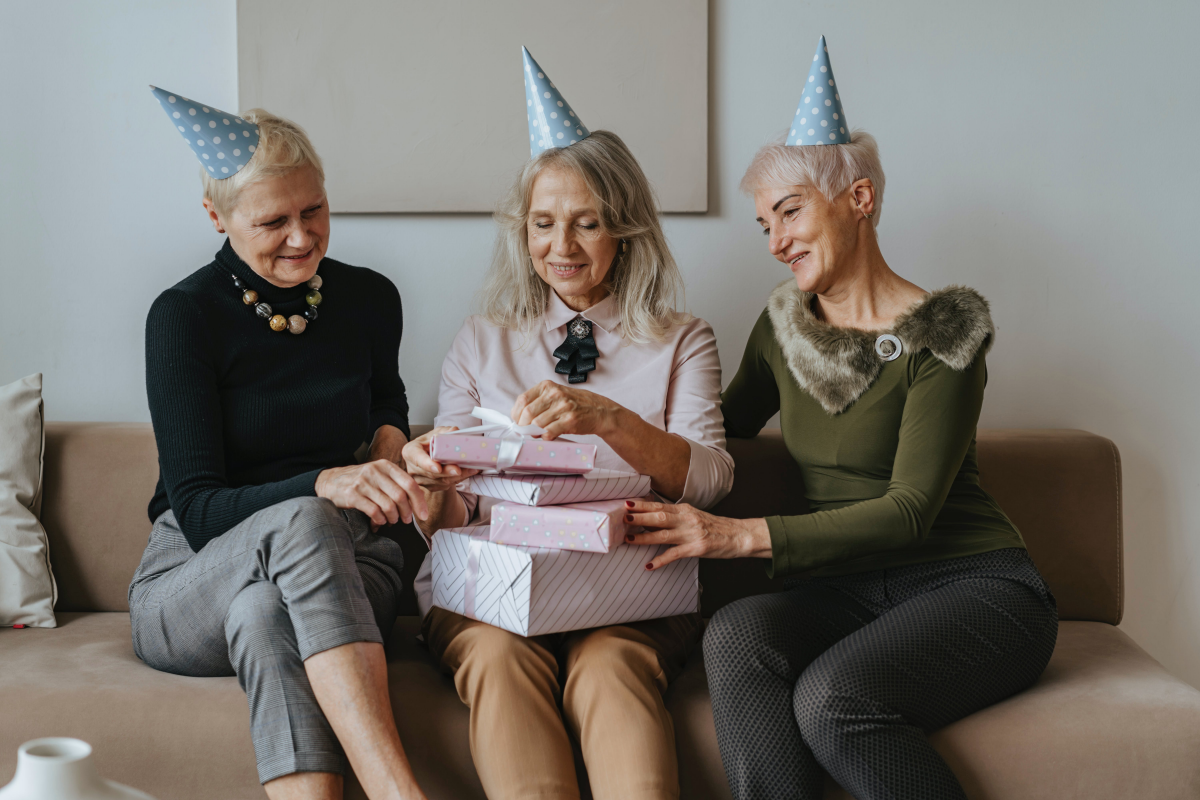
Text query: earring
620 239 629 255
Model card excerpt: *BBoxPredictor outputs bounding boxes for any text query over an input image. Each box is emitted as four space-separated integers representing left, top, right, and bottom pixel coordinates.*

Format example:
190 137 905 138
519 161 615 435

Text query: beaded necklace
231 273 323 335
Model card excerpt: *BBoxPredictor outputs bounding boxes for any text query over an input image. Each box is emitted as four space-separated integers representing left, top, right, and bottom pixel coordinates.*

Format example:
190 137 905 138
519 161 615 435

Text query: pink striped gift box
489 498 634 553
430 527 699 637
429 433 597 474
462 469 651 506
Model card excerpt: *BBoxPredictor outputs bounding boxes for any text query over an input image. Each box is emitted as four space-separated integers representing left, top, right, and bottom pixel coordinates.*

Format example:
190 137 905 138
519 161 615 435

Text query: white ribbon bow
452 407 542 472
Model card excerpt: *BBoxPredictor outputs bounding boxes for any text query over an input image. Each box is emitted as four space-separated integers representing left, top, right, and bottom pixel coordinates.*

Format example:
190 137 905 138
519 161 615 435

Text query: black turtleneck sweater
146 240 411 552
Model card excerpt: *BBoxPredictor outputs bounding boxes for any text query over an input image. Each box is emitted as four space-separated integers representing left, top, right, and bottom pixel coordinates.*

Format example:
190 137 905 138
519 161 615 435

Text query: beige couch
3 424 1199 799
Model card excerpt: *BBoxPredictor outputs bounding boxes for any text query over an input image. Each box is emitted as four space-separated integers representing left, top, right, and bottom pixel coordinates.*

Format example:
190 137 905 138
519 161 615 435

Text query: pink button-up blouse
414 291 734 617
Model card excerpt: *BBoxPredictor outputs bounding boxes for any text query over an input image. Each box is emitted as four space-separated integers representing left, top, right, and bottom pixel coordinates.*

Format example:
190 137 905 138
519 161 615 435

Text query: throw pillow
0 373 57 627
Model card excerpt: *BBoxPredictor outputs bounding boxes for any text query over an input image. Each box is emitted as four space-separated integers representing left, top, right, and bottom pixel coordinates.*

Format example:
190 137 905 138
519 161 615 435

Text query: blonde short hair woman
137 98 430 800
404 130 734 799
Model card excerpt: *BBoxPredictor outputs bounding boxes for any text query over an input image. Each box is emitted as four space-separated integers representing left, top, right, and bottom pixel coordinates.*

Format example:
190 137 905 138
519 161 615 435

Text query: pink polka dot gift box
489 498 636 554
430 432 597 475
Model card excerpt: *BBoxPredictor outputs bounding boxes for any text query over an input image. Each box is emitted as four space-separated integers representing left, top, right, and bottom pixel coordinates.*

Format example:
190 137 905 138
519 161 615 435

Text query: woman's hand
624 499 773 570
315 460 429 531
511 380 625 441
401 426 481 493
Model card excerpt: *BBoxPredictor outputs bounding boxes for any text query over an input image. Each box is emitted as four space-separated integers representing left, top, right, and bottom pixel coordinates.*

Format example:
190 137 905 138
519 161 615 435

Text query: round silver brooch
875 334 903 362
570 319 592 339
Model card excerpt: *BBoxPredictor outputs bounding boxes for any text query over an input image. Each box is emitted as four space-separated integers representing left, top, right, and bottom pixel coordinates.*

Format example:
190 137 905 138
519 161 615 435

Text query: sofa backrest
705 429 1123 624
41 423 1122 624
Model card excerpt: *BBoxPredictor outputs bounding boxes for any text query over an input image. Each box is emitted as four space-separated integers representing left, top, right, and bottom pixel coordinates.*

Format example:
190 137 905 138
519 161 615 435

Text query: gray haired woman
625 127 1058 800
403 130 734 800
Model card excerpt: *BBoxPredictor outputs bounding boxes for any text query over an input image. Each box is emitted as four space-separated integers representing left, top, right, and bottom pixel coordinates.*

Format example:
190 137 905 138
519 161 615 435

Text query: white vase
0 738 157 800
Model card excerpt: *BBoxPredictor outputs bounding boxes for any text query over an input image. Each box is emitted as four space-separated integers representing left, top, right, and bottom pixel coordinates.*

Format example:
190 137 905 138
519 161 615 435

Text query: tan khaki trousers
423 607 702 800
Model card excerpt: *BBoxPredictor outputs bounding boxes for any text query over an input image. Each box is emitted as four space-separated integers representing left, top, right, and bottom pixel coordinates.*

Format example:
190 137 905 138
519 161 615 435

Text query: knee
703 596 789 681
276 495 344 527
264 496 353 549
567 627 660 692
792 666 857 746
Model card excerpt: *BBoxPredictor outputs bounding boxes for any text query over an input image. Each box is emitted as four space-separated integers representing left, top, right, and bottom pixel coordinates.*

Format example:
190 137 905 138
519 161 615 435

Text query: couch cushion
0 613 487 800
42 423 159 612
669 621 1200 800
975 429 1123 624
0 612 258 799
4 617 1195 800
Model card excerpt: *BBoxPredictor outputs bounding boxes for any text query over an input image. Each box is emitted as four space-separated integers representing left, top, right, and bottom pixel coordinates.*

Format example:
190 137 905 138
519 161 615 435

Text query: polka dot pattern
703 548 1058 799
523 47 590 158
787 36 851 147
150 86 260 179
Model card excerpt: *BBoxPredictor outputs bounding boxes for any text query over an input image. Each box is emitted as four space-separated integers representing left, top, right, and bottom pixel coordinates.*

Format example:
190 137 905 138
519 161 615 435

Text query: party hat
786 36 850 146
149 86 260 178
523 47 590 158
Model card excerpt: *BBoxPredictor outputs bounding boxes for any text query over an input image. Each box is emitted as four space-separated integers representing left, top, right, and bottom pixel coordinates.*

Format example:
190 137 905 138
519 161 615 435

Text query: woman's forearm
599 407 692 500
419 488 469 535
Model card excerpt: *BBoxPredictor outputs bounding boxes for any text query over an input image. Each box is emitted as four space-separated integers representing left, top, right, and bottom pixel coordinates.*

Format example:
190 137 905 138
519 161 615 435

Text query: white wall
3 1 1199 686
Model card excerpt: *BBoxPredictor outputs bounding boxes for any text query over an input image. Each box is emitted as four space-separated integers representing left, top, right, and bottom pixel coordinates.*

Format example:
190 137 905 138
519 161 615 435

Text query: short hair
740 130 885 227
480 130 686 343
201 108 325 216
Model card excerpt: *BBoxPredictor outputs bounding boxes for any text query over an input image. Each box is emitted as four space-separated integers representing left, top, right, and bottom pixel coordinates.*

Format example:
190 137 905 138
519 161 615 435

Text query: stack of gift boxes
426 430 700 636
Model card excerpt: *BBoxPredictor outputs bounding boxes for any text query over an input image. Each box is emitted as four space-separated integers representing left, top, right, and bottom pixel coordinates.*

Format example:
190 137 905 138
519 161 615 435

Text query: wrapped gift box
431 527 699 636
430 433 597 475
489 498 634 553
463 469 651 506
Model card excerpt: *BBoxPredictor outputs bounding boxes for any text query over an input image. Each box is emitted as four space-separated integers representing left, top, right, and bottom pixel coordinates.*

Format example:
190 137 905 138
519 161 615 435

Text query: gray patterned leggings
128 497 405 784
703 548 1057 800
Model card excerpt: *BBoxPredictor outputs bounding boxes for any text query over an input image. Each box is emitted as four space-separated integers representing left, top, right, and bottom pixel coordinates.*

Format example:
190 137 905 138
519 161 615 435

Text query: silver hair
740 130 885 227
479 130 686 343
201 108 325 216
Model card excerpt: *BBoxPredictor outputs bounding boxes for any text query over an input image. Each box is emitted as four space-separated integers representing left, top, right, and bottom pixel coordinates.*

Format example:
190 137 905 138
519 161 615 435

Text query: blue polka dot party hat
787 36 851 146
149 86 260 179
523 47 590 158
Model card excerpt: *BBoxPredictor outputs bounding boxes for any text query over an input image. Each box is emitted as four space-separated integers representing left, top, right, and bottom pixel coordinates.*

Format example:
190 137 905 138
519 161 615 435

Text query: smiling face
526 165 620 311
204 164 329 288
754 180 874 295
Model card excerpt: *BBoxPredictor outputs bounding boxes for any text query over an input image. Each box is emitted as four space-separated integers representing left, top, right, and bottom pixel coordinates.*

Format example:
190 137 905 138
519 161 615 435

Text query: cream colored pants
423 608 702 800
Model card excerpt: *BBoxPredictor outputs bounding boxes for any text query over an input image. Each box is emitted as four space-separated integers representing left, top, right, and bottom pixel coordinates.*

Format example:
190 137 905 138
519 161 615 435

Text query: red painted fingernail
624 514 634 523
625 501 634 508
625 534 635 543
645 563 654 570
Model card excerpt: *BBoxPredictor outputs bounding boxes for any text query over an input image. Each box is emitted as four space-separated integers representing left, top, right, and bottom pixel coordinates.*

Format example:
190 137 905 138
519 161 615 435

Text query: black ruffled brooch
553 317 599 384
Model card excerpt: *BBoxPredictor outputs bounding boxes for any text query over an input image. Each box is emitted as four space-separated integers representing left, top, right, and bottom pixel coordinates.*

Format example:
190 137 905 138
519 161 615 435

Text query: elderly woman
403 124 734 797
624 46 1059 800
134 92 429 800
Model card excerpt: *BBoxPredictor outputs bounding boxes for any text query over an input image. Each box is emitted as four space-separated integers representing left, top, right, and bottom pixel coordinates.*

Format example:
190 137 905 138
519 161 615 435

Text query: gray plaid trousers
128 497 405 783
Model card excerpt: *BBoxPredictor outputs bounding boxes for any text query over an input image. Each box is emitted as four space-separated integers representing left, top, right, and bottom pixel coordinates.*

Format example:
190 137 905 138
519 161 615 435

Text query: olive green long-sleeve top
721 283 1025 579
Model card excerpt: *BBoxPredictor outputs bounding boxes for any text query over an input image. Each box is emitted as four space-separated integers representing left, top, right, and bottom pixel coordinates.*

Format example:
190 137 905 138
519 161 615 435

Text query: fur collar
767 280 994 415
